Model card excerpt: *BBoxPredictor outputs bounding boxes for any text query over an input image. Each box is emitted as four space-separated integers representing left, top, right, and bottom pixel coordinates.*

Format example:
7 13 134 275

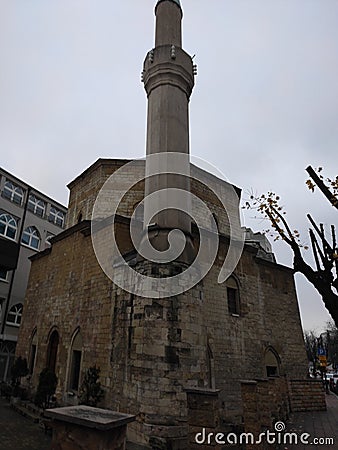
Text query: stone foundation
187 388 220 450
289 379 326 412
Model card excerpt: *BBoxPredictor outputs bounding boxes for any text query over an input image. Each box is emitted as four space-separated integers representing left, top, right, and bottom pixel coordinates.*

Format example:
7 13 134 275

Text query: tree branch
306 165 338 209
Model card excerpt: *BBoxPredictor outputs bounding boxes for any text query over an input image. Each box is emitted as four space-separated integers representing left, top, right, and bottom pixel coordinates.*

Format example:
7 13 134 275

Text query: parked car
333 374 338 391
326 374 335 391
327 373 338 393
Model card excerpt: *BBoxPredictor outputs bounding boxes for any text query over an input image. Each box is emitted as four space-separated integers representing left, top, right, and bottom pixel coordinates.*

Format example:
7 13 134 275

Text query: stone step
21 400 43 415
126 443 148 450
11 402 41 423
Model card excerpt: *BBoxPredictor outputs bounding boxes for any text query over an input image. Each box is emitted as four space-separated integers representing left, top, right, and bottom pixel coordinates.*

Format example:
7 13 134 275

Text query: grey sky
1 0 337 332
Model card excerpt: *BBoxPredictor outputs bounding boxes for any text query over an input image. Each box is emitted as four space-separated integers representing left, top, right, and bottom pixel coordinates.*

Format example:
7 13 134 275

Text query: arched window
68 330 83 391
77 212 83 223
6 303 23 326
48 207 65 228
22 226 40 250
226 276 240 316
0 214 17 240
0 269 9 282
0 341 16 381
264 348 280 377
206 343 215 389
28 194 46 217
3 181 24 205
47 330 59 373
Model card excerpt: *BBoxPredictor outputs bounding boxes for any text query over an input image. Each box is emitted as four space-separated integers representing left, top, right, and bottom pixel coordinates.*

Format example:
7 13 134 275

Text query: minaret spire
140 0 196 264
155 0 182 47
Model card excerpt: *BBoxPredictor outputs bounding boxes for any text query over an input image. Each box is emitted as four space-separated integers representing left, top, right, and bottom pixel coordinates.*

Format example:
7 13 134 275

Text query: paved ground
0 398 51 450
285 392 338 449
0 393 337 449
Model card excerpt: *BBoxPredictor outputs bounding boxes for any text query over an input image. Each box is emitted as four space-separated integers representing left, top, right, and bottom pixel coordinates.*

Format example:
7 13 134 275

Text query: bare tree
325 321 338 371
245 166 338 326
304 330 318 376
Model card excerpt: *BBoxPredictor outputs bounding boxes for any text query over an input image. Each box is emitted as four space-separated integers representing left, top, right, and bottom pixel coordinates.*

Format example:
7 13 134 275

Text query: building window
29 330 38 375
47 330 59 373
29 345 37 375
0 341 16 382
264 348 280 378
227 288 239 314
266 366 278 377
6 303 23 327
21 226 40 250
207 343 215 389
0 269 8 282
0 298 5 319
2 181 24 205
28 194 46 218
69 330 83 391
226 276 240 315
0 213 18 240
48 207 65 228
70 351 82 391
264 347 280 377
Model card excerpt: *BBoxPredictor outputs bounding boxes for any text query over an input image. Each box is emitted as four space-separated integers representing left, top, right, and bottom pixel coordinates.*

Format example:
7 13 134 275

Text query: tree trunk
293 252 338 326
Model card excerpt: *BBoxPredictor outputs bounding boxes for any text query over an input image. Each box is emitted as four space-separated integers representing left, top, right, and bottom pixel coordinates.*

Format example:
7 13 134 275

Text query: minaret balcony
143 45 195 98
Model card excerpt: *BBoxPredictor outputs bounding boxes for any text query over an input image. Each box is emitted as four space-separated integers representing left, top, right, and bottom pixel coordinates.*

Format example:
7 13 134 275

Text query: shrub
0 382 12 400
11 356 29 385
79 365 104 407
11 356 29 396
34 368 57 409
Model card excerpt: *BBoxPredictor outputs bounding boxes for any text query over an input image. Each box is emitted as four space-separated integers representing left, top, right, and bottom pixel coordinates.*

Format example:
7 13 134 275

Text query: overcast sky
1 0 337 333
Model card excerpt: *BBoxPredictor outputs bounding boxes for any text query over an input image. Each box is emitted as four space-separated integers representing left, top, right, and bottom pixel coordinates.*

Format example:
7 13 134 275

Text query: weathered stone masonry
16 159 313 448
15 0 322 448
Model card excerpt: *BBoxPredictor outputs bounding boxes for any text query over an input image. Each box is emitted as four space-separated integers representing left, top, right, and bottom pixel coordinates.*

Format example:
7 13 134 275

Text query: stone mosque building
16 1 324 448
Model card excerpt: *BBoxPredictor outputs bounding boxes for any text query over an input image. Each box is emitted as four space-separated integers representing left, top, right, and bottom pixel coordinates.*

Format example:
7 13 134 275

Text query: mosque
16 1 322 448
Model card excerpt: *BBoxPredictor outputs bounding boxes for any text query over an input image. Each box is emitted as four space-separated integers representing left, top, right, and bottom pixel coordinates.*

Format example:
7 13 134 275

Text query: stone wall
241 378 289 450
289 379 326 412
186 388 221 450
66 159 145 229
65 159 239 239
15 159 309 449
15 221 115 402
190 240 308 425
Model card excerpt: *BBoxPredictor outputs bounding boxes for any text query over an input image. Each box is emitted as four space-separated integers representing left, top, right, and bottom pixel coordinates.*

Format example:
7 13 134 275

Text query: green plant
79 365 104 407
0 382 12 400
11 356 29 396
34 368 57 409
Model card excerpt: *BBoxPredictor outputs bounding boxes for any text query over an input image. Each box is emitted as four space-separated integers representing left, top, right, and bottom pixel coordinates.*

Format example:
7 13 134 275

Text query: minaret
140 0 196 264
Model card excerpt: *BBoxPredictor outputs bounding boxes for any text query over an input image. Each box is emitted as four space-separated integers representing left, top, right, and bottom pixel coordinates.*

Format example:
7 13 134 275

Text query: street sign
318 348 326 356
